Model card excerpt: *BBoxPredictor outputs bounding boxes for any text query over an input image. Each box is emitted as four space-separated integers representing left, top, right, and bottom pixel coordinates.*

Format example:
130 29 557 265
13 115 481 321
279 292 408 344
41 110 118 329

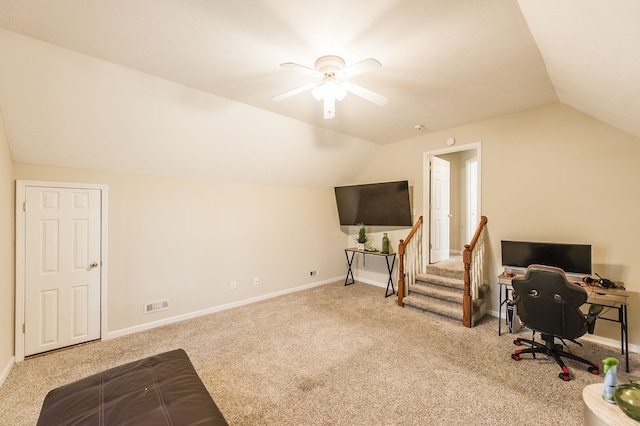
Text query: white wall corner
0 356 15 389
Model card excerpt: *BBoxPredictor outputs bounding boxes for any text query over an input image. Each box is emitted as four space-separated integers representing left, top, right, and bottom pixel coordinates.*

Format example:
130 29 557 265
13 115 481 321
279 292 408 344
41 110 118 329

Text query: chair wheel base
588 366 599 375
559 372 571 381
511 354 520 361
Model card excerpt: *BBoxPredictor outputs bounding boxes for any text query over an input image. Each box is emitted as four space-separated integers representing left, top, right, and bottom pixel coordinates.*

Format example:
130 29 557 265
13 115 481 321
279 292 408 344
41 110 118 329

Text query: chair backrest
512 264 588 339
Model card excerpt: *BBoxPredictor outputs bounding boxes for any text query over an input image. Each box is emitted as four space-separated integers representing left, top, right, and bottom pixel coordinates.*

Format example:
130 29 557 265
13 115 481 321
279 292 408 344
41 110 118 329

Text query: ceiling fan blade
337 58 382 78
280 62 323 77
271 81 321 102
342 82 388 106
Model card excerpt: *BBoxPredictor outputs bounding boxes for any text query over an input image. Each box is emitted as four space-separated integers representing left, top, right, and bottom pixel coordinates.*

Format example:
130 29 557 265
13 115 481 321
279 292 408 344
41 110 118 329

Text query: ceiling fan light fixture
272 55 386 119
312 79 347 119
311 79 347 101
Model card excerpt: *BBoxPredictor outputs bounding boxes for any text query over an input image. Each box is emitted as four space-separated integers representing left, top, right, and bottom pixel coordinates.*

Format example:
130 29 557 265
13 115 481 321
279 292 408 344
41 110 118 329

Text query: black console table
344 248 397 297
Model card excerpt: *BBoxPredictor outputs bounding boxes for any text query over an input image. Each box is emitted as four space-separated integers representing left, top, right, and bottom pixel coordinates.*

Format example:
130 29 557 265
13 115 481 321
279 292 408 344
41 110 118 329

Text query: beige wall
359 103 640 346
0 108 14 381
13 165 348 335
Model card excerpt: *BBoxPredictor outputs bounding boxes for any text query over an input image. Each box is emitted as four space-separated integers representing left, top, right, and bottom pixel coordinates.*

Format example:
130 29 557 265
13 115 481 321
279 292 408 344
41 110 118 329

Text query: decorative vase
382 233 390 254
357 243 365 251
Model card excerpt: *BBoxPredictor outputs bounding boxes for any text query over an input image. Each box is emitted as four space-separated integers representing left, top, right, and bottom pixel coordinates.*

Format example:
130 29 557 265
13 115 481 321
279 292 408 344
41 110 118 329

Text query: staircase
402 256 490 324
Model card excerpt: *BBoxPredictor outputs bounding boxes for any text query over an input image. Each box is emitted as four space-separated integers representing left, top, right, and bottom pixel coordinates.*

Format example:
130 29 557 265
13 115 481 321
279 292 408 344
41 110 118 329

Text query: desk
498 273 630 372
344 248 396 297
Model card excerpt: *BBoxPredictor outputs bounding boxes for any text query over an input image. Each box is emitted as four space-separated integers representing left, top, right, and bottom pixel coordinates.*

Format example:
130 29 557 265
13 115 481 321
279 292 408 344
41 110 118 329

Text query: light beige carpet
1 281 638 425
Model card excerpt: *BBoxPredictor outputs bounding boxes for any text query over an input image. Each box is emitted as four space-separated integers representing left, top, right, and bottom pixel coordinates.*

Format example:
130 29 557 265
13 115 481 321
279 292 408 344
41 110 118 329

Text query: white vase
357 243 365 251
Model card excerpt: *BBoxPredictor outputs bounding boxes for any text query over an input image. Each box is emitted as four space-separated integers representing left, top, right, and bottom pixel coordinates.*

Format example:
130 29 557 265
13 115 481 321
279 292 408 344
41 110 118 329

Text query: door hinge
429 244 433 249
22 323 25 333
23 202 27 212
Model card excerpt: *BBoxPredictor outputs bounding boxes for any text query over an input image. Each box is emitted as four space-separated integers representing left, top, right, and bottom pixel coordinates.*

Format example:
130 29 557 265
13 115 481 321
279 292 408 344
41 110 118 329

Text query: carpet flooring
1 281 638 425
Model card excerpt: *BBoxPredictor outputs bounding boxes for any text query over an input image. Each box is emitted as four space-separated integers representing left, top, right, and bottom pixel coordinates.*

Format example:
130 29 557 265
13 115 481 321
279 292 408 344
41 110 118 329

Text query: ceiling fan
271 55 388 119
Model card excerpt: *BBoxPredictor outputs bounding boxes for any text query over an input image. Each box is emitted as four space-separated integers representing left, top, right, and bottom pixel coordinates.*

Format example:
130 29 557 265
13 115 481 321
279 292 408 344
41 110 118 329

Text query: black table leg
384 255 396 297
622 304 629 372
344 250 356 286
498 286 511 336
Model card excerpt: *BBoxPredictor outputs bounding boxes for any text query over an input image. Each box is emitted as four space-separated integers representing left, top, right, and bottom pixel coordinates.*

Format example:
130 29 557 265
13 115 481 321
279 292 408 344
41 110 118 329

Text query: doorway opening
424 142 481 267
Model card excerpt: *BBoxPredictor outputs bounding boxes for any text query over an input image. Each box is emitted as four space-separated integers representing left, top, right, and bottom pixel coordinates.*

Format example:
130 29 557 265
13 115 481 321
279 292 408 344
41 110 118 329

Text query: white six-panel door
23 186 102 356
429 155 451 263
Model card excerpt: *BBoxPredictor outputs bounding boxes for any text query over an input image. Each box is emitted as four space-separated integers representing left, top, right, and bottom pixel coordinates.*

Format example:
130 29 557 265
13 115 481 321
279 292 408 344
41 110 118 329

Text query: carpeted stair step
425 260 464 280
402 294 462 322
410 281 462 304
403 293 487 324
415 273 464 291
407 283 487 309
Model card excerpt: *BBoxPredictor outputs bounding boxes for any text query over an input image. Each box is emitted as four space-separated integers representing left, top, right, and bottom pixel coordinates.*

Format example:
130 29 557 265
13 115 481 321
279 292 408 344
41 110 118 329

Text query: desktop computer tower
507 303 521 333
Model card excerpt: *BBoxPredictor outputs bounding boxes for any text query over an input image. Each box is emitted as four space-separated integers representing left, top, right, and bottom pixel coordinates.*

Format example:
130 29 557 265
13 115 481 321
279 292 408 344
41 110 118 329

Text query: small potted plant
354 223 370 251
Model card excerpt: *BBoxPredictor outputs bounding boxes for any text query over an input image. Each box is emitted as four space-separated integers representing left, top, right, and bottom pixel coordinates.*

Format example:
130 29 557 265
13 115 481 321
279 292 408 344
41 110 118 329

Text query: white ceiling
0 0 638 184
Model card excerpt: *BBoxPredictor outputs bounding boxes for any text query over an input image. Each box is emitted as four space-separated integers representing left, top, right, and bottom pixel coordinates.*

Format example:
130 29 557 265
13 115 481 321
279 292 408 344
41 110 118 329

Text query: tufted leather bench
36 348 228 425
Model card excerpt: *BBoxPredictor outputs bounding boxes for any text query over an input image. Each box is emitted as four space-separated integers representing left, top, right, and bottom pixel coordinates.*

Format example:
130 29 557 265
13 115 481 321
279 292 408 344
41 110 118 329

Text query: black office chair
510 264 603 381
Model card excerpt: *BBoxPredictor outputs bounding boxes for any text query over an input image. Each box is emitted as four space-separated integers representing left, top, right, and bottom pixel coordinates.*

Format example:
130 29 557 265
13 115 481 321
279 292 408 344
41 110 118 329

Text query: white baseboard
581 333 640 354
0 356 15 389
487 309 639 353
354 277 387 289
107 277 342 340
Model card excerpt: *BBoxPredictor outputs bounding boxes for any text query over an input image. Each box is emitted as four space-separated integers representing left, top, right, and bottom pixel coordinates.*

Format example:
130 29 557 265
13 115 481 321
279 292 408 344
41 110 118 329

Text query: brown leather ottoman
36 348 228 425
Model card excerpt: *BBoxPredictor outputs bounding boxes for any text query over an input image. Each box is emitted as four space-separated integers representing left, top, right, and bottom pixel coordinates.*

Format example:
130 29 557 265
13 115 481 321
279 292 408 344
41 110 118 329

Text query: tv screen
334 180 412 226
501 240 592 275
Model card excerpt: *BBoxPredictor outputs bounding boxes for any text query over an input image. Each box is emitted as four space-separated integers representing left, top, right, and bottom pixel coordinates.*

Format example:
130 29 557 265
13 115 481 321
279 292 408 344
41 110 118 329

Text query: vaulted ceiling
0 0 638 185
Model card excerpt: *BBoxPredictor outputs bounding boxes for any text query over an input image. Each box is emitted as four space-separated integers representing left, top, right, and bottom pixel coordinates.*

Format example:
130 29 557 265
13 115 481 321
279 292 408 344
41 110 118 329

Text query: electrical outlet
253 276 259 285
230 281 237 290
309 270 319 276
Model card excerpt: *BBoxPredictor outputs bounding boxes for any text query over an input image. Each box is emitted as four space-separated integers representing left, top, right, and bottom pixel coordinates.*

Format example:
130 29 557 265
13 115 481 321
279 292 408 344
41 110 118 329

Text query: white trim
465 157 479 243
423 141 482 268
15 180 108 362
581 333 640 355
354 277 390 289
107 276 341 339
0 356 14 389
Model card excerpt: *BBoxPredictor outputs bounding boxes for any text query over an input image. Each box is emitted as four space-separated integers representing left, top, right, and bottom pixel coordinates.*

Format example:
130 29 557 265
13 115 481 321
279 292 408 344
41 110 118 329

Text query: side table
344 248 396 297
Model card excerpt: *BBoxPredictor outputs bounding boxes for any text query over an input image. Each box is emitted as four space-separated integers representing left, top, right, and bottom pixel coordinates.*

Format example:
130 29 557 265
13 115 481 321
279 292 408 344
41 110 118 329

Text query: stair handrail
397 216 424 307
463 215 488 327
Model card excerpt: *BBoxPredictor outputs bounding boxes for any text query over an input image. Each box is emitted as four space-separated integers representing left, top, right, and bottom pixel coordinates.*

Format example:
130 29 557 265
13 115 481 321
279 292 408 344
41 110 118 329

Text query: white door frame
15 180 108 362
465 157 479 243
423 141 482 268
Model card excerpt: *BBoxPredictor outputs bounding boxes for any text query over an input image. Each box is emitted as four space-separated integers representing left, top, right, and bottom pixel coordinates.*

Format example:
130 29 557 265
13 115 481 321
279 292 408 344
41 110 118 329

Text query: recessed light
414 125 424 130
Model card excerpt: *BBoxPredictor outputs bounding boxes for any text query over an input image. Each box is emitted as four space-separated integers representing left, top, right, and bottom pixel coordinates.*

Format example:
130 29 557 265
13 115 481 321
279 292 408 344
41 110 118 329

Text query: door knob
89 262 99 269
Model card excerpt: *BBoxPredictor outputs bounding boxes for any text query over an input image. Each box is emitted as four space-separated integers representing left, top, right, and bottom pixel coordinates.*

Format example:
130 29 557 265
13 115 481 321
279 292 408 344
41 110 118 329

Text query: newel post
397 240 405 306
462 244 472 328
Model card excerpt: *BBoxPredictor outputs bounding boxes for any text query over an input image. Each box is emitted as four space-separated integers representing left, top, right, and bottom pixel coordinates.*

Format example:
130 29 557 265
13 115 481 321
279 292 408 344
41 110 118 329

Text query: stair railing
463 216 488 327
397 216 423 307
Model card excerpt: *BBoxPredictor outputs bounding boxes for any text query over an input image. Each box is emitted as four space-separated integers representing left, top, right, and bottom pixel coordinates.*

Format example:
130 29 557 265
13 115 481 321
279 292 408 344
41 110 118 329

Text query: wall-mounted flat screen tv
501 240 592 275
334 180 412 226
